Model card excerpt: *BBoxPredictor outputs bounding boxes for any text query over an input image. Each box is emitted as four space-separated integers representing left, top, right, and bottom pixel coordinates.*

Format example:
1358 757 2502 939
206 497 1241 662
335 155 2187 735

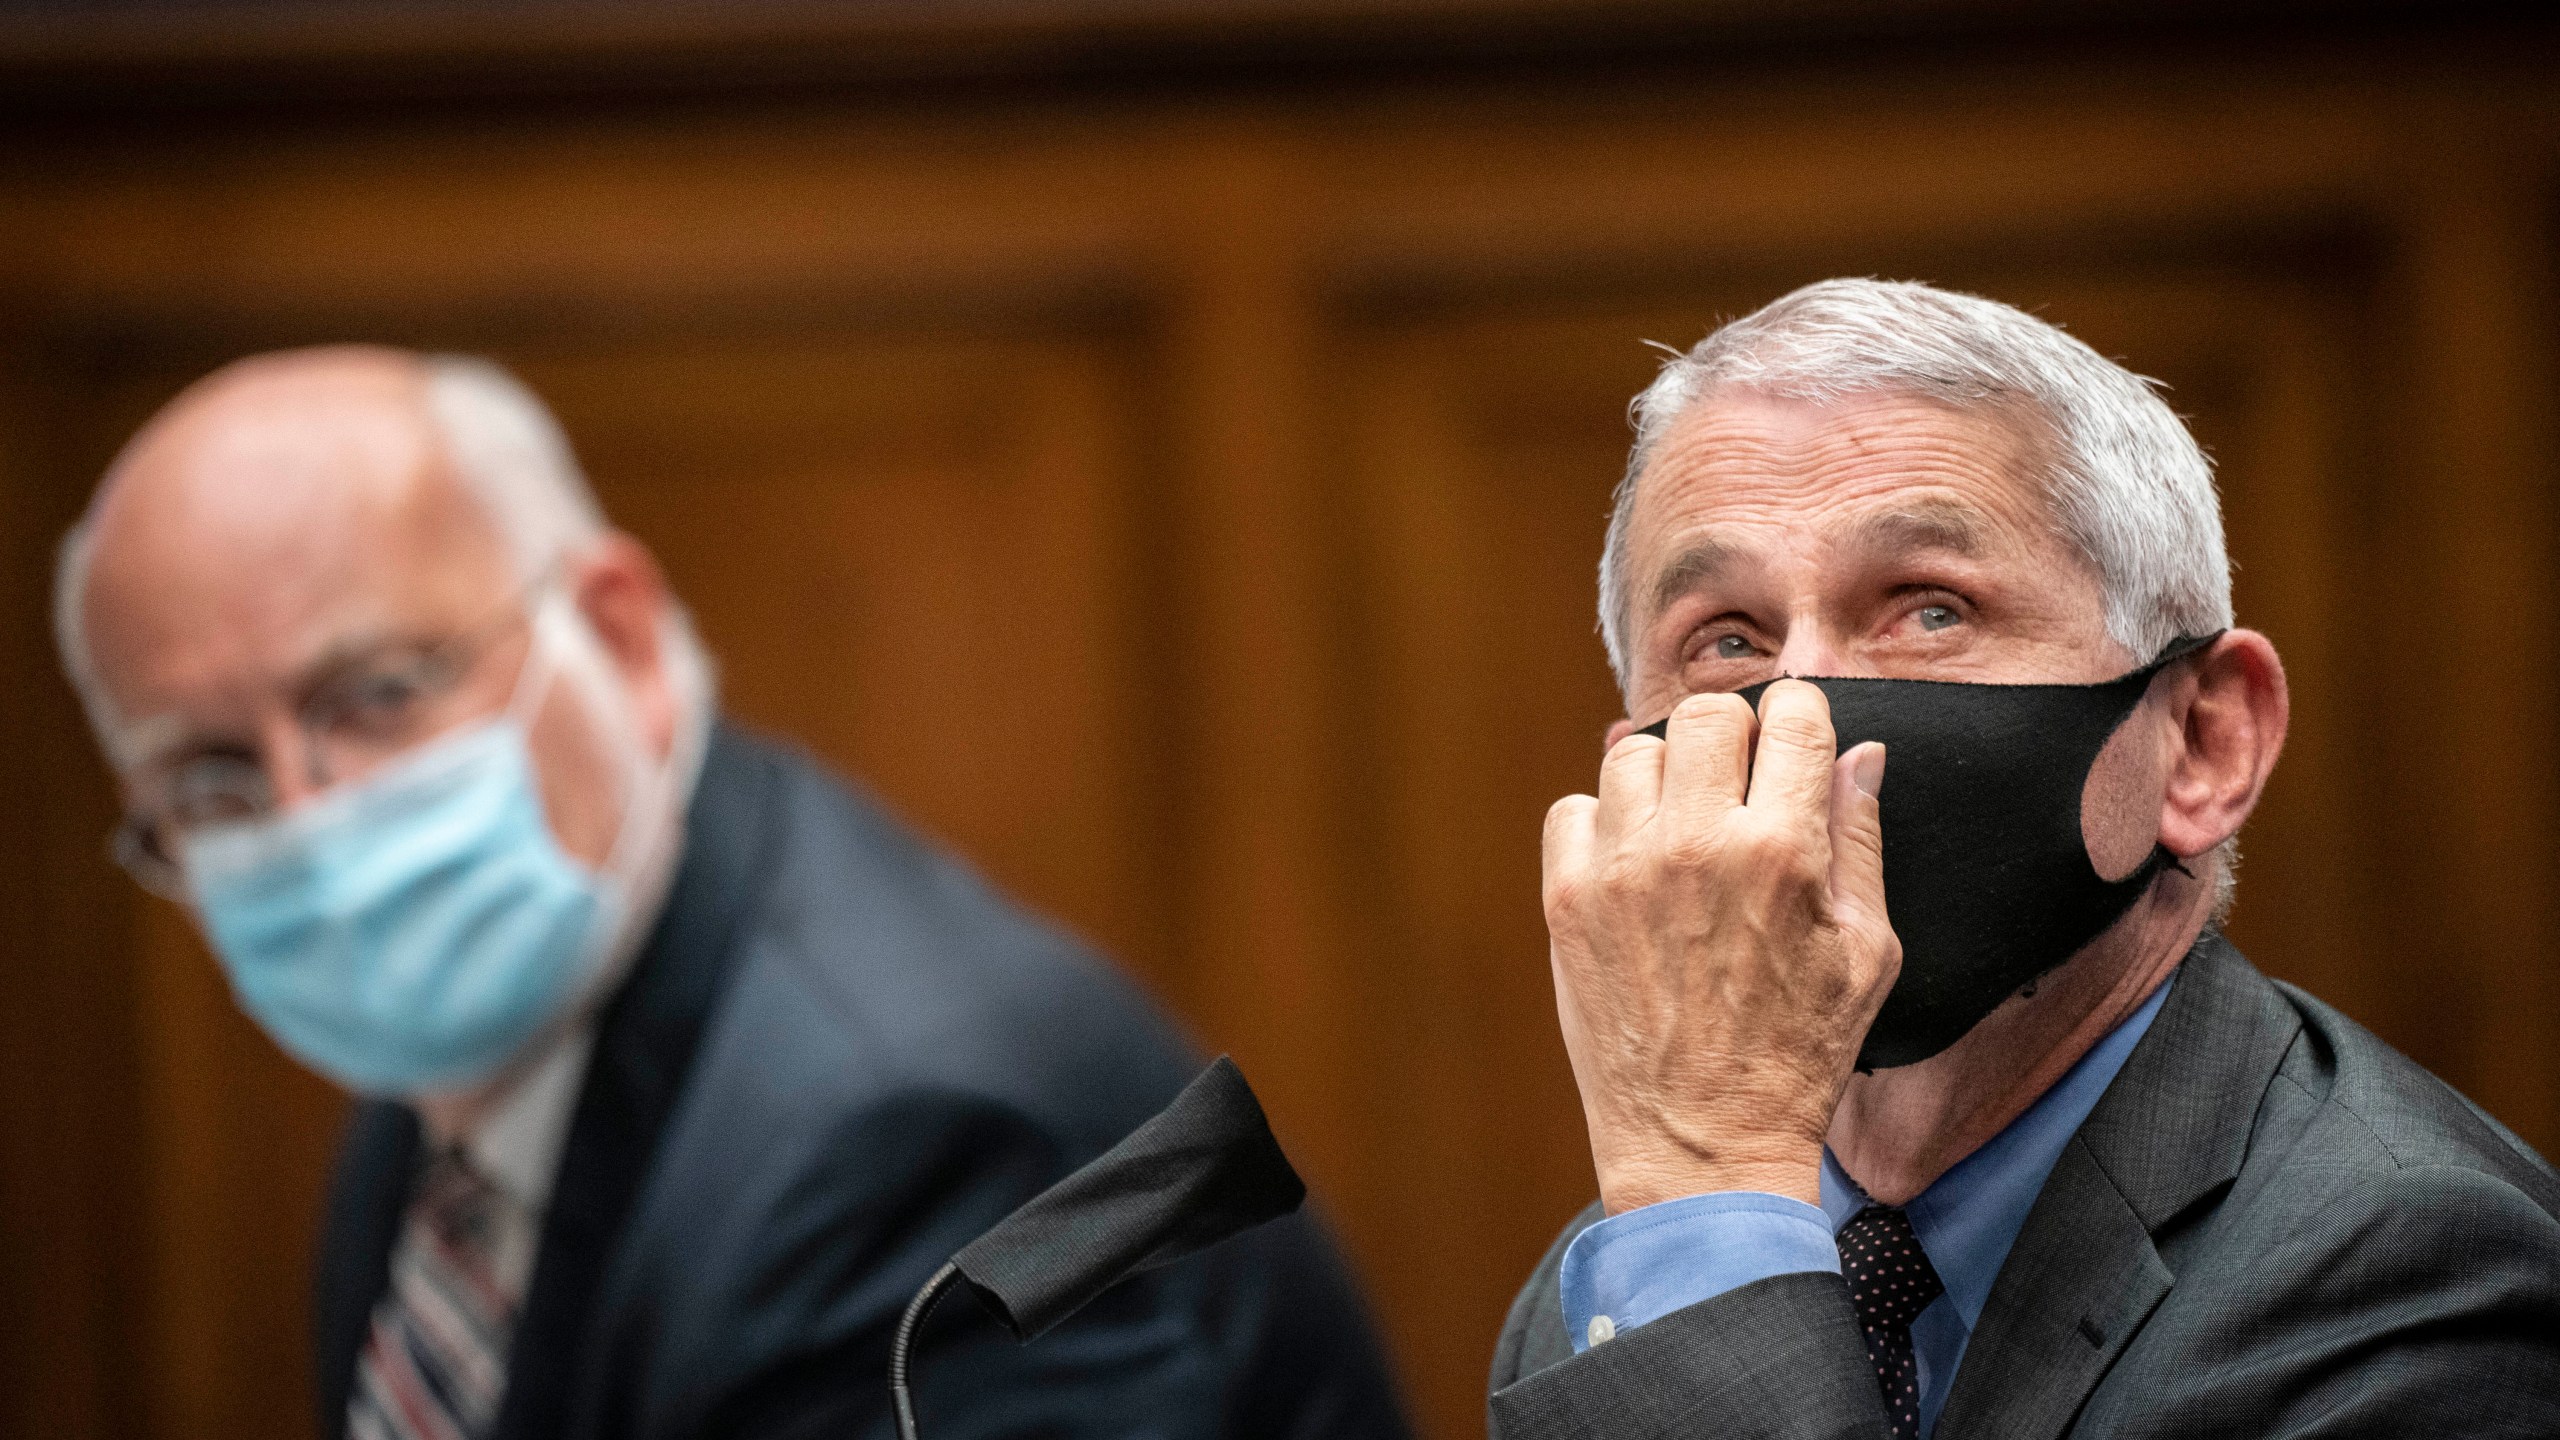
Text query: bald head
57 343 708 859
59 346 722 1113
66 347 519 766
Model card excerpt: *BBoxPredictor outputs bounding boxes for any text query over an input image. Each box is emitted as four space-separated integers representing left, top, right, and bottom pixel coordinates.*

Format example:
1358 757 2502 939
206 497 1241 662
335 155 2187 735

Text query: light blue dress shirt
1560 973 2174 1437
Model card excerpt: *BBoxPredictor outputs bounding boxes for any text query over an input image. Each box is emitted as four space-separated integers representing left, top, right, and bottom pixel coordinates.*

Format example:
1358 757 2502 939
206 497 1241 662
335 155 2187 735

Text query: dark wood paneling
523 330 1175 989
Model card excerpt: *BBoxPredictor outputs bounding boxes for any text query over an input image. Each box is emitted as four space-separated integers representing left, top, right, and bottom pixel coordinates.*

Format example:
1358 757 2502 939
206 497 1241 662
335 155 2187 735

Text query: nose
257 712 327 812
1769 629 1850 679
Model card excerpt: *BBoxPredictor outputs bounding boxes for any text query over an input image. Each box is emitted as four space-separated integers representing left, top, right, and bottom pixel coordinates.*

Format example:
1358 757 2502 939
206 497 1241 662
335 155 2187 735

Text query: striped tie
348 1147 533 1440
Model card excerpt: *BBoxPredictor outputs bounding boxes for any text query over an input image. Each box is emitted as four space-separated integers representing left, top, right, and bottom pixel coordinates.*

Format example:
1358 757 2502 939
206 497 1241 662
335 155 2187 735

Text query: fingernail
1852 744 1886 800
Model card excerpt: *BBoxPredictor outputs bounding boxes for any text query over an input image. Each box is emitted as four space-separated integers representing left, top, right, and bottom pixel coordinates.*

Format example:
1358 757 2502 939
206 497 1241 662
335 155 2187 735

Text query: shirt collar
1820 969 2176 1332
465 1023 594 1213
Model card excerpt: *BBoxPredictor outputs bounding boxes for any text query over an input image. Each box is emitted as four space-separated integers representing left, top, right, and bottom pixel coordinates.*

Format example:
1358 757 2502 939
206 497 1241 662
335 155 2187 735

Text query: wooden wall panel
1150 139 1380 1206
1340 306 1678 1427
2382 171 2560 1144
130 910 340 1440
0 351 155 1440
0 38 2554 1440
519 331 1173 988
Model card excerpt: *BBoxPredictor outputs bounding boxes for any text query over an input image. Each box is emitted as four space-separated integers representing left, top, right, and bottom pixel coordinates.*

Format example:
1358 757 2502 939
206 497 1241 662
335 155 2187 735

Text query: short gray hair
423 355 611 582
54 352 715 761
420 356 717 735
1597 279 2233 690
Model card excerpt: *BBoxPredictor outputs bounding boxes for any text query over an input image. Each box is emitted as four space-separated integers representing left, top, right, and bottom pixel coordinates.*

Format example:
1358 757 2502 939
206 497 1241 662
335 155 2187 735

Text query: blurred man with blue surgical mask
56 347 1407 1440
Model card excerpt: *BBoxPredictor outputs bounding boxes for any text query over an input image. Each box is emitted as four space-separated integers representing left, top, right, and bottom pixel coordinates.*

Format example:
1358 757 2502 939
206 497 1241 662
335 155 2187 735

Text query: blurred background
1 2 2556 1437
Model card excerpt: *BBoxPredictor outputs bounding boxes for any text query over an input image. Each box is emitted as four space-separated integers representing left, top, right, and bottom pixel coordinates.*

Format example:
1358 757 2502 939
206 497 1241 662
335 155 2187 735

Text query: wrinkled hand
1543 680 1899 1212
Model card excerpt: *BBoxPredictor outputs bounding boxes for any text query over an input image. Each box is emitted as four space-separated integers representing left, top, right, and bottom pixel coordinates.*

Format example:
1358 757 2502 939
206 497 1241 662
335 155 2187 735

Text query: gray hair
54 352 715 764
423 355 612 582
1597 279 2233 690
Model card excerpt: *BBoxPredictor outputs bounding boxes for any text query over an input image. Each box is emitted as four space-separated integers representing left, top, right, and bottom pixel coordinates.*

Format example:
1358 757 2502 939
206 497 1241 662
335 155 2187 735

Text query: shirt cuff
1560 1192 1839 1353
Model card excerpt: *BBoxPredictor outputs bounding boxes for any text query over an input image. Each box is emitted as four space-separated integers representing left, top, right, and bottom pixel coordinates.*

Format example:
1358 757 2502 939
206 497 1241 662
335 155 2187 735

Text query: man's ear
568 532 680 760
2159 629 2288 858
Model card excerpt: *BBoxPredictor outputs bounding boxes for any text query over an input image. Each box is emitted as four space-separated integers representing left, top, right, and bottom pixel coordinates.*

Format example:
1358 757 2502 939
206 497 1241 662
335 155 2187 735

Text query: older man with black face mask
55 347 1408 1440
1486 282 2560 1438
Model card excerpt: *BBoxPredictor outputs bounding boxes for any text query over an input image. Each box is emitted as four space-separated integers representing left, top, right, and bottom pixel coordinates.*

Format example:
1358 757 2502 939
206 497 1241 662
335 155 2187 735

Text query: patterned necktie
1838 1204 1946 1440
347 1147 535 1440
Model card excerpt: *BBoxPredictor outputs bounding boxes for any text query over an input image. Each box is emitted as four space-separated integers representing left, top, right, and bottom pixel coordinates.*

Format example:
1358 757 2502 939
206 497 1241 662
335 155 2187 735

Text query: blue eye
1917 605 1961 632
1714 634 1755 659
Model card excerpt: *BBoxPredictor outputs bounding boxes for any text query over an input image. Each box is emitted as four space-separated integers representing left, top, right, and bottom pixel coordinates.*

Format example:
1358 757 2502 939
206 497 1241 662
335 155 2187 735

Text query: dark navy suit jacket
314 723 1410 1440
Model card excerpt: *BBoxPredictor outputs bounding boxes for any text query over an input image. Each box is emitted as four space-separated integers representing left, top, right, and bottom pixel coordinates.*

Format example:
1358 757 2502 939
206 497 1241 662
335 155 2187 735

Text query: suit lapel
1931 1137 2171 1440
314 1102 422 1440
490 724 783 1440
1935 932 2301 1440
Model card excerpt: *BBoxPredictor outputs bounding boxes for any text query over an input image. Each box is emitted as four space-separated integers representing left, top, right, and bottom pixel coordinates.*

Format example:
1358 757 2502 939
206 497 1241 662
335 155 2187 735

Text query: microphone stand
890 1261 960 1440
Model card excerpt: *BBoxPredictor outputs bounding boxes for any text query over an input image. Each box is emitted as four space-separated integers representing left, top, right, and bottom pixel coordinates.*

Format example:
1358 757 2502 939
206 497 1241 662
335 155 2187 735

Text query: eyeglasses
112 588 542 901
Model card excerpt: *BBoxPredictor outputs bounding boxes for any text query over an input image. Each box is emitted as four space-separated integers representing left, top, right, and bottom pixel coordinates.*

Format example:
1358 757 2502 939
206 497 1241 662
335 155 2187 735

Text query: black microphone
888 1056 1307 1439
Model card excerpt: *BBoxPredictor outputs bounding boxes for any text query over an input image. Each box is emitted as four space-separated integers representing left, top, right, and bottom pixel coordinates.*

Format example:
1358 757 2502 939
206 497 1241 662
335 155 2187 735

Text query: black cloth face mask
1636 634 2217 1070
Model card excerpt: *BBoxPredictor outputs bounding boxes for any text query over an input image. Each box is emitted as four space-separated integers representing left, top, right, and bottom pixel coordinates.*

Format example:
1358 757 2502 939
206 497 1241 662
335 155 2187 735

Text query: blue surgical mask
184 609 627 1096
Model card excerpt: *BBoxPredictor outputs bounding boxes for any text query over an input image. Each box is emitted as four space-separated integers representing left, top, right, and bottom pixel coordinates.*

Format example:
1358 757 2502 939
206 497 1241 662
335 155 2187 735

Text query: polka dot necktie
1838 1204 1945 1440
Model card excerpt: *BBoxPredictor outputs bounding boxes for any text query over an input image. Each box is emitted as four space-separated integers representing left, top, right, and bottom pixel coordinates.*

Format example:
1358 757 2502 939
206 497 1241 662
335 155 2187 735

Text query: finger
1658 690 1755 834
1592 729 1665 846
1543 792 1599 914
1745 680 1842 829
1826 742 1891 932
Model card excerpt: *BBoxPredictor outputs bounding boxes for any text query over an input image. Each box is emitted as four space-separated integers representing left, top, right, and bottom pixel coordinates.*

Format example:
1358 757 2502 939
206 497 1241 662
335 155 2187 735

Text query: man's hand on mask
1542 679 1899 1213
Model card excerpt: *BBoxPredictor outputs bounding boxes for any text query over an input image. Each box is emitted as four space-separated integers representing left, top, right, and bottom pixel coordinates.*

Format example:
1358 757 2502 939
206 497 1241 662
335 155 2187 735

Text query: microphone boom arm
890 1260 960 1440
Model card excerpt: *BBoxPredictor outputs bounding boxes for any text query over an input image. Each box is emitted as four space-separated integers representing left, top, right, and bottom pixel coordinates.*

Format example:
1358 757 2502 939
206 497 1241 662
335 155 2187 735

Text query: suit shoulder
2266 979 2560 1208
2193 979 2560 1314
650 730 1200 1211
725 732 1197 1093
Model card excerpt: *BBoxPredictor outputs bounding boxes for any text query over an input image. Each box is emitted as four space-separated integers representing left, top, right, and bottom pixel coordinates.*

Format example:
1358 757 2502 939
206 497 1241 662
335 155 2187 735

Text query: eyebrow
296 626 419 692
1841 501 1991 562
1640 500 1995 631
1647 536 1749 619
106 624 419 778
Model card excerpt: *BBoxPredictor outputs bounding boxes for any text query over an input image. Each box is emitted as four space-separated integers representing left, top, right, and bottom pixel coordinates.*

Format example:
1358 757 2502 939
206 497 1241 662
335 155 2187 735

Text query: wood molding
0 0 2546 120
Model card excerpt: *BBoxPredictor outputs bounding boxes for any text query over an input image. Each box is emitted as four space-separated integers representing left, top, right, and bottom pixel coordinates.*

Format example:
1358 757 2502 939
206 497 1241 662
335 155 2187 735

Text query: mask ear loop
500 576 656 897
495 574 688 1065
585 670 680 910
503 577 574 735
2118 629 2226 887
2145 630 2223 671
518 576 681 912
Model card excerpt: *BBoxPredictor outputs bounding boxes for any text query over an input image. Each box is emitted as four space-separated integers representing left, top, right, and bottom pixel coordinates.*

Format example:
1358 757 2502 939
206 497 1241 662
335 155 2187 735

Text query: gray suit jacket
1487 933 2560 1438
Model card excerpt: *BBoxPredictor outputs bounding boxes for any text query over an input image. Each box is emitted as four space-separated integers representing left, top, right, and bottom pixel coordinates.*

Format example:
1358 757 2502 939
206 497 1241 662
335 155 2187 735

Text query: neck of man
414 1031 563 1146
1826 868 2214 1207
